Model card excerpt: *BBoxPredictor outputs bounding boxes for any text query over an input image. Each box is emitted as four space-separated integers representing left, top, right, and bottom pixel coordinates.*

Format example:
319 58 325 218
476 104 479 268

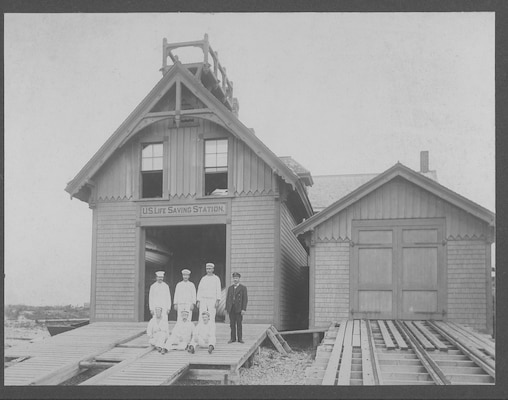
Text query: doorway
351 219 446 320
143 224 226 322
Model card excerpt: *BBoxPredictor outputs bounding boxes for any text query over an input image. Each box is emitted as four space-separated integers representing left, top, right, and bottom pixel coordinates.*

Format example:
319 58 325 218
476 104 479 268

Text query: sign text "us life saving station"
140 203 227 217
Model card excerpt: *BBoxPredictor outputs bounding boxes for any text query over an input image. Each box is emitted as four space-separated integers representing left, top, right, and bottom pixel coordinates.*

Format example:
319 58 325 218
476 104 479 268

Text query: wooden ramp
84 323 269 385
4 322 269 386
4 322 146 385
305 320 495 386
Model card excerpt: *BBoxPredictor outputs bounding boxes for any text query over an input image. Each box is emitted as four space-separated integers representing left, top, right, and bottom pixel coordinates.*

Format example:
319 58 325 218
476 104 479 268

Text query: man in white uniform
149 271 171 321
196 263 221 324
188 310 216 354
162 309 194 353
173 269 197 322
146 307 169 352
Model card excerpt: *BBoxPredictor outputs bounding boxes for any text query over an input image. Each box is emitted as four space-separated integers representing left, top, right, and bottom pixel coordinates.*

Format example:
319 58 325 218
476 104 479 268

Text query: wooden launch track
306 320 495 385
4 322 270 386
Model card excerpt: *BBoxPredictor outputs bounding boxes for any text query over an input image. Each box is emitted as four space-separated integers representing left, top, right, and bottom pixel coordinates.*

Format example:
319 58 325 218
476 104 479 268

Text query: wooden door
398 226 445 320
351 219 445 320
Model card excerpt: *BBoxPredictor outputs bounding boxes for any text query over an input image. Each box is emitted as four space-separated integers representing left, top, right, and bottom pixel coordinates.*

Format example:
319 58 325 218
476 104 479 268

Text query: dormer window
204 139 228 196
141 143 163 198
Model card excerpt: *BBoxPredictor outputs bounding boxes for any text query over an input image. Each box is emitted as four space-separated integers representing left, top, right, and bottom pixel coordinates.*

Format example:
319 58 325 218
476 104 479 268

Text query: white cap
181 309 190 314
205 263 215 268
155 271 165 278
181 269 191 275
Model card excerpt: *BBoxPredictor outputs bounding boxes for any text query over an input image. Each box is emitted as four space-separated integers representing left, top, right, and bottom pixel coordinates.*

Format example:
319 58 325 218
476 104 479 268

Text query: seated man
146 307 169 352
162 309 194 354
188 311 216 354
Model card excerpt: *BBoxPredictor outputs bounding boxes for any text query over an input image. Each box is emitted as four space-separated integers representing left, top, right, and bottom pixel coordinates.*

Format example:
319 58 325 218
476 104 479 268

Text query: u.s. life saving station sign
140 203 227 217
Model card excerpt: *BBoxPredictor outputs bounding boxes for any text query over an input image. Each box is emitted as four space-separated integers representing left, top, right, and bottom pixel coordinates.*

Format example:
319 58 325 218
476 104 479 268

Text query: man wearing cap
226 272 248 343
149 271 171 321
188 310 216 354
146 307 170 352
162 309 194 353
173 269 197 322
196 263 222 324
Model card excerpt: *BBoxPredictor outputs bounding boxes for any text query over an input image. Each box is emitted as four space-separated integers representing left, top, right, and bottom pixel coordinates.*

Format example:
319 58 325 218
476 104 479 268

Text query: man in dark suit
226 272 248 343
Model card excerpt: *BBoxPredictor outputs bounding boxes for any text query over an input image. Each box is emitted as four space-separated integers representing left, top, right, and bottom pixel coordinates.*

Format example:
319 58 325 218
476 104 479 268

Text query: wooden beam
447 322 495 357
337 321 354 385
322 319 348 385
270 326 292 353
430 321 495 376
352 319 361 347
377 320 396 350
278 327 329 336
405 321 435 350
386 320 408 350
413 321 448 351
396 320 449 385
366 320 382 385
266 328 287 355
360 320 375 385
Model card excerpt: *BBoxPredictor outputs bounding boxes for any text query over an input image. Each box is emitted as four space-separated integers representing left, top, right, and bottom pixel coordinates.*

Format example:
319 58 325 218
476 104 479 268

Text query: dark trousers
229 311 243 341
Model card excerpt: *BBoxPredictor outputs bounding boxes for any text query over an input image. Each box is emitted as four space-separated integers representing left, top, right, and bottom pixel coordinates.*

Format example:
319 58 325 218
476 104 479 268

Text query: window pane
152 157 163 170
205 140 216 153
142 144 153 158
205 153 216 167
152 143 163 157
216 153 228 167
216 139 228 153
141 158 152 171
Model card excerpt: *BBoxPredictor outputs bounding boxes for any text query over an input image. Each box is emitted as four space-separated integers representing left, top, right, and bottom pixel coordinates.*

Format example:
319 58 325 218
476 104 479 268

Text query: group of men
147 262 248 355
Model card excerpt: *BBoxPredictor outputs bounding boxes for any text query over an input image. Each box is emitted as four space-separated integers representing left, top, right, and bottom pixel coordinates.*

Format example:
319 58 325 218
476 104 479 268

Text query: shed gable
314 177 491 241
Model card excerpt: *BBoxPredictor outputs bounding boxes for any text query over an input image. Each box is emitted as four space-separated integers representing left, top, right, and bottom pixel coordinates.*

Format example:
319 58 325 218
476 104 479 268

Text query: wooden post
313 332 320 348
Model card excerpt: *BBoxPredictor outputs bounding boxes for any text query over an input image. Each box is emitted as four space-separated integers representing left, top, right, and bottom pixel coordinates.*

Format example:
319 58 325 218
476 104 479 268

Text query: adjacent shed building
65 36 312 330
294 163 495 333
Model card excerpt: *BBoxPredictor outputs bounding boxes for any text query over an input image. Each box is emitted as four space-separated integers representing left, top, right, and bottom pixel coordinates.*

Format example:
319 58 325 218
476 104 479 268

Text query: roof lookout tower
161 34 239 116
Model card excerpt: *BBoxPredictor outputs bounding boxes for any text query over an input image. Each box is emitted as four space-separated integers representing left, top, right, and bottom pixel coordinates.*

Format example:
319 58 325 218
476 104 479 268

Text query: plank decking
305 320 495 386
4 322 269 386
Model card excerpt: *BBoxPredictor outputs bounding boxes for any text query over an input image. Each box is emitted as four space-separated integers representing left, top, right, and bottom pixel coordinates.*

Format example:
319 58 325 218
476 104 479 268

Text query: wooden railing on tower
161 34 238 115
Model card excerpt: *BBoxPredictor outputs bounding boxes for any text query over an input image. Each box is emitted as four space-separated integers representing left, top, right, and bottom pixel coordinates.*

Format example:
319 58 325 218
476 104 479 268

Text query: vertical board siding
315 178 490 241
313 242 350 327
230 196 276 323
447 240 489 332
233 140 276 195
96 142 135 201
94 201 137 321
279 202 309 330
94 119 276 200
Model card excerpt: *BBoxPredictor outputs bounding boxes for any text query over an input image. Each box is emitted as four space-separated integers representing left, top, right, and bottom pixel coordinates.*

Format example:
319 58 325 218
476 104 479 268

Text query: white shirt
197 274 221 302
149 281 172 312
146 316 169 338
170 320 194 342
193 321 216 345
174 280 197 305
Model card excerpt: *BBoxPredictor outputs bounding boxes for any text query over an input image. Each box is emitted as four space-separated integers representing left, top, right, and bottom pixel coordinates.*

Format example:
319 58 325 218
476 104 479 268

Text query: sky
4 12 495 306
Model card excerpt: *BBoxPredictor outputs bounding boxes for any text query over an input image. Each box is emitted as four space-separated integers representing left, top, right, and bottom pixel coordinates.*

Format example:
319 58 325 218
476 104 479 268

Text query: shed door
351 219 445 320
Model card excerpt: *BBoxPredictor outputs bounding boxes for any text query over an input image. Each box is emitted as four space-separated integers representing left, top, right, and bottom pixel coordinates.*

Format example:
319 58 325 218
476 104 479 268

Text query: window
204 139 228 196
141 143 163 198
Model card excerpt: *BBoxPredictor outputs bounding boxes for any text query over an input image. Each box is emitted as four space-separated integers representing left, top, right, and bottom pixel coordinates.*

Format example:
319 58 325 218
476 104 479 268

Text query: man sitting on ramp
188 310 216 354
161 309 194 354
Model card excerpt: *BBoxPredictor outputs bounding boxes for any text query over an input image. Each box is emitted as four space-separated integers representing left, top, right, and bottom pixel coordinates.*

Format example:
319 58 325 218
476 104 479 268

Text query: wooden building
65 35 312 330
294 162 495 334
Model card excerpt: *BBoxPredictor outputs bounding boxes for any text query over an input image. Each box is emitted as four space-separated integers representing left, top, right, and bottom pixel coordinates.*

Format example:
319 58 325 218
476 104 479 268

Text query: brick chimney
420 151 429 173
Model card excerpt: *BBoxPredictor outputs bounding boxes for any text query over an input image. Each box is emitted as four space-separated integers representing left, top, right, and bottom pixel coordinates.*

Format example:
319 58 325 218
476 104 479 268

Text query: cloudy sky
4 12 495 306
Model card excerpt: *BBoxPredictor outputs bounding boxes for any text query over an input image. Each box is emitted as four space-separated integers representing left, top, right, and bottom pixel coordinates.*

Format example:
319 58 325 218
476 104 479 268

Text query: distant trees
4 304 90 321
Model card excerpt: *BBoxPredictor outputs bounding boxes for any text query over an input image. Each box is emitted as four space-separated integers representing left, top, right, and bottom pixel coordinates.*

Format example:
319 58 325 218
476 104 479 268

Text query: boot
208 345 214 354
188 345 195 354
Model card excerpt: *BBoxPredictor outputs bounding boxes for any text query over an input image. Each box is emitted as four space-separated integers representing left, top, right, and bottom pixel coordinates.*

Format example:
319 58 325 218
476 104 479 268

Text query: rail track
305 319 495 385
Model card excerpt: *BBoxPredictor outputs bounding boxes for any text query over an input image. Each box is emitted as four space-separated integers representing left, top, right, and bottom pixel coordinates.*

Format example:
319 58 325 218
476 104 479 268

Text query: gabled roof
308 170 438 213
65 61 313 216
279 157 313 186
293 162 495 235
